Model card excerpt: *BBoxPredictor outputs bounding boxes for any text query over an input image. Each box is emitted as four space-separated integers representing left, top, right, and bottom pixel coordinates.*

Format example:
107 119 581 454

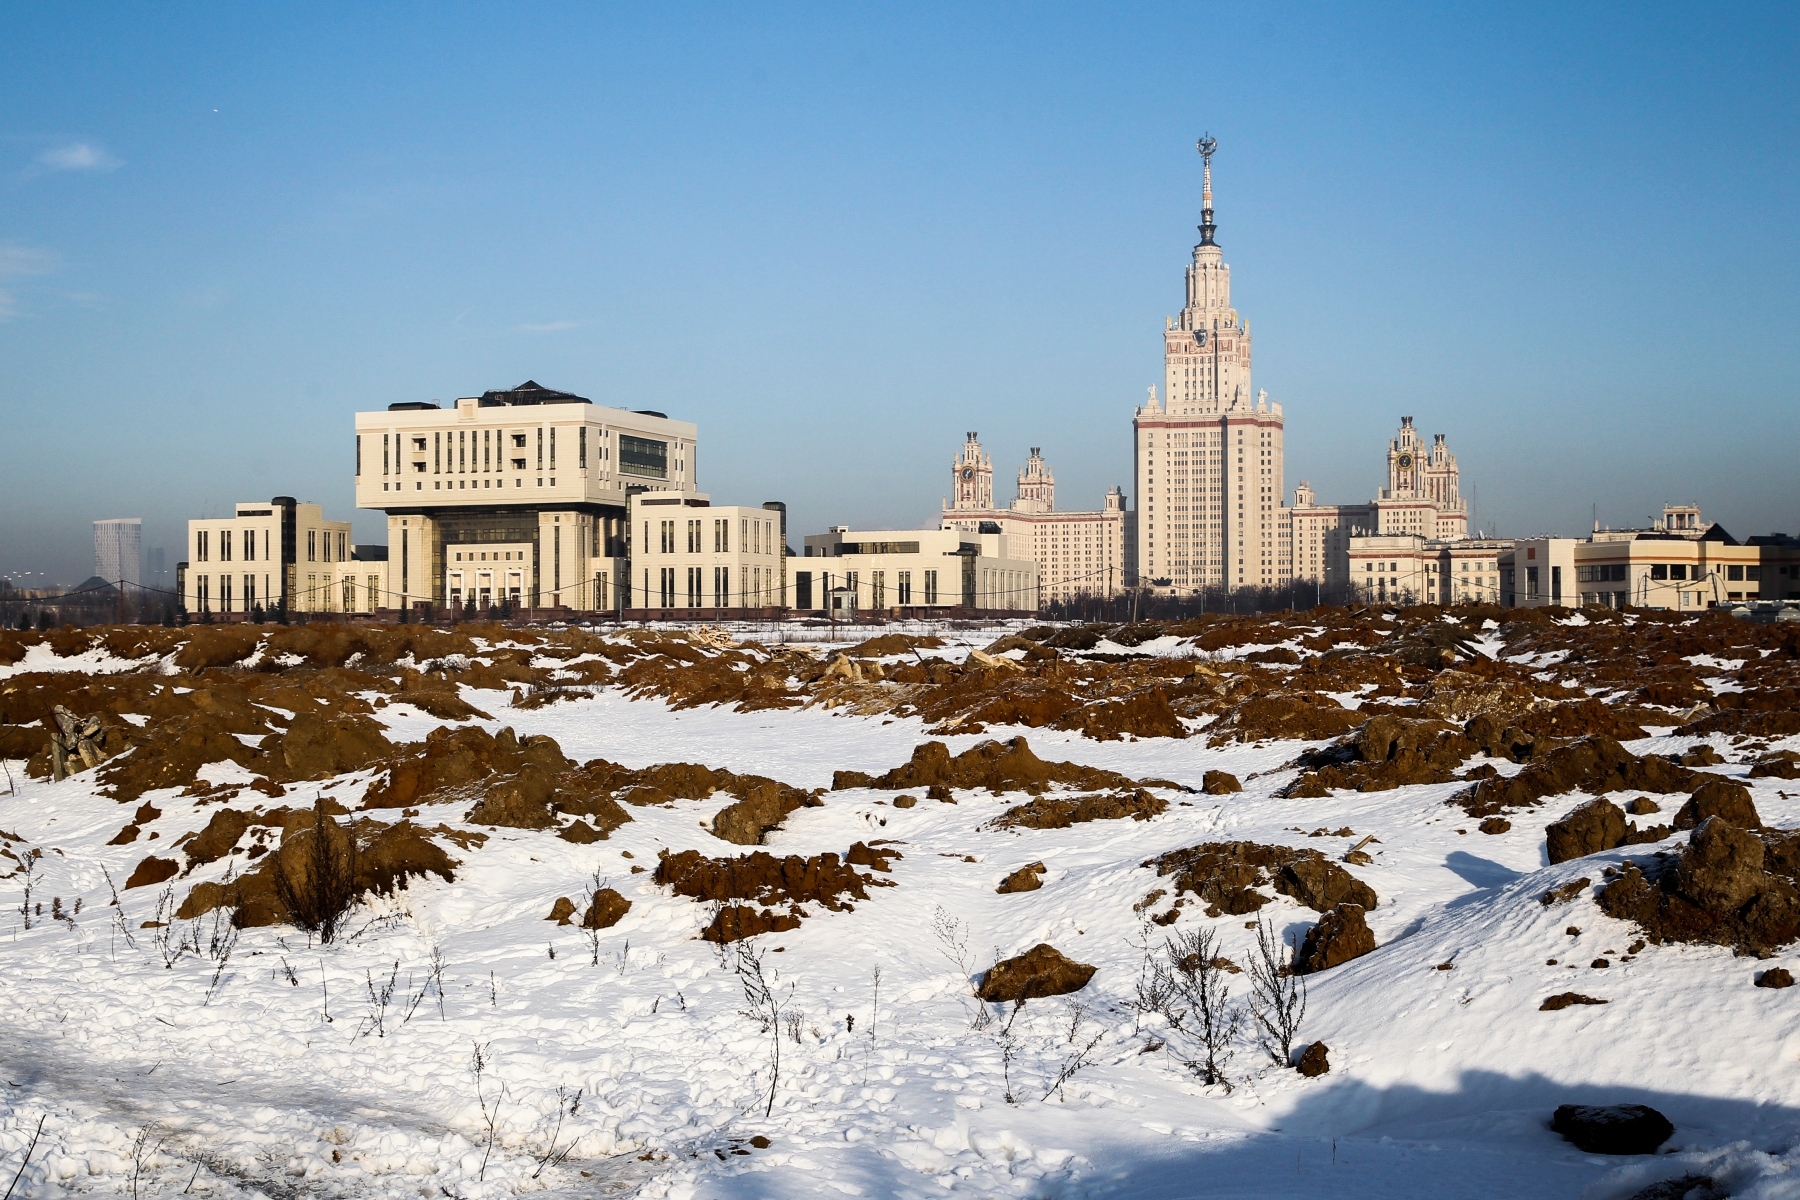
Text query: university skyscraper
1131 138 1291 593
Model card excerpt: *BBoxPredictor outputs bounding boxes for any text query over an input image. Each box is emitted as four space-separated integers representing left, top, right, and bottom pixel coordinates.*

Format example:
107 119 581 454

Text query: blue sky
2 3 1796 586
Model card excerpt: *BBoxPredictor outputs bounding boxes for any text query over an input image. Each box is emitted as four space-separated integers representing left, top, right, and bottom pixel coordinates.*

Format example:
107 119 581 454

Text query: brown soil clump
1145 841 1377 917
1546 799 1628 864
1453 736 1699 818
847 633 944 658
996 862 1046 893
185 808 257 867
976 944 1096 1003
1540 993 1608 1011
1208 694 1359 746
833 737 1174 796
653 848 888 942
1597 818 1800 955
1052 687 1187 741
1297 903 1375 973
125 856 179 889
1202 770 1242 794
583 888 631 929
1284 715 1473 796
1551 1104 1673 1155
1296 1041 1330 1076
1750 752 1800 780
1756 967 1793 988
547 897 577 924
1673 778 1760 831
991 789 1166 830
262 710 394 780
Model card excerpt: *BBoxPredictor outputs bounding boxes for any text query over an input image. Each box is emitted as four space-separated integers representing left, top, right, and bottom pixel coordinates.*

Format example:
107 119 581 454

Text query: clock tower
949 432 993 512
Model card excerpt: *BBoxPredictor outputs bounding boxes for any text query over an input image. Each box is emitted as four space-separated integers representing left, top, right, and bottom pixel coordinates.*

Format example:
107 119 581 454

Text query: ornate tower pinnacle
1196 133 1218 247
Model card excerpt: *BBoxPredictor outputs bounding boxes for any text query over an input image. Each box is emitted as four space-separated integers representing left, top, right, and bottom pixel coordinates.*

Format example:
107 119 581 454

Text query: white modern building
354 380 699 612
178 498 373 615
1501 506 1797 610
940 436 1127 605
798 526 1037 614
1347 535 1510 606
625 491 788 612
93 518 142 590
1132 139 1292 595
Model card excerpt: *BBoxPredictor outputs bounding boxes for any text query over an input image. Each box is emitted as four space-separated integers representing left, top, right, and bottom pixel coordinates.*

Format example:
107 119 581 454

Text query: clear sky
3 3 1796 587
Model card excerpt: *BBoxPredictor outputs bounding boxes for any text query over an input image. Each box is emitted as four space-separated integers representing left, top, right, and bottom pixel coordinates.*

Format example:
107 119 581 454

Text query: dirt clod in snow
990 789 1166 830
996 862 1046 893
1546 799 1628 864
1297 903 1376 973
1550 1103 1674 1155
1454 736 1699 818
1673 777 1761 831
833 736 1174 796
124 855 179 889
1296 1041 1330 1076
583 888 631 929
976 944 1096 1003
1540 993 1608 1011
1755 967 1793 988
1146 841 1377 917
654 848 888 943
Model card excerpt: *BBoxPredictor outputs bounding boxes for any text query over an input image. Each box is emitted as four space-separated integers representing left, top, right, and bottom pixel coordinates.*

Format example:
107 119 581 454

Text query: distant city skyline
2 4 1795 585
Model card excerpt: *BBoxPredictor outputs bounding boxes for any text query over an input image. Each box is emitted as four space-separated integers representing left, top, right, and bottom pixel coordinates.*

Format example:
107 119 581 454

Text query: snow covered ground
2 624 1798 1199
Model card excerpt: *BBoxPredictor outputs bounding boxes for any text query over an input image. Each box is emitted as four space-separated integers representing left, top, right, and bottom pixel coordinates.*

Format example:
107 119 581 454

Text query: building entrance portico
445 541 532 608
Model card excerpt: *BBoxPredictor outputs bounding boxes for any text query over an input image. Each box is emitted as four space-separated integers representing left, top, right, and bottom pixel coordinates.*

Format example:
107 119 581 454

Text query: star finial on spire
1195 133 1219 247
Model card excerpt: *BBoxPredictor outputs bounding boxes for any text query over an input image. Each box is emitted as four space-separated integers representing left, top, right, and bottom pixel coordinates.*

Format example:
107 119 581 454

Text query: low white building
797 526 1037 614
179 498 377 616
1348 534 1510 606
624 492 787 612
1500 506 1795 611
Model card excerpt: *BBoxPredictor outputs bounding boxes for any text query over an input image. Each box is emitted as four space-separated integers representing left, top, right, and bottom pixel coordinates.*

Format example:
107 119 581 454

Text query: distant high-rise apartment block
93 518 142 589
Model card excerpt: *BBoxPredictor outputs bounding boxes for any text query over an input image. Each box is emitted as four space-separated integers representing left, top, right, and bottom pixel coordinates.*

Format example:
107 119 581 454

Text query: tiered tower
1015 448 1055 513
949 432 993 512
1131 136 1289 593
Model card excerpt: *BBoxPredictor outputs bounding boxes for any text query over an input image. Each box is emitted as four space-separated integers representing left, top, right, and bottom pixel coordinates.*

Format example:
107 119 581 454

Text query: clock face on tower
1397 453 1414 470
961 467 974 481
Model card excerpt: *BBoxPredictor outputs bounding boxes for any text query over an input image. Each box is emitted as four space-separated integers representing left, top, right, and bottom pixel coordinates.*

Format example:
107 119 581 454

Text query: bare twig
2 1114 45 1200
530 1085 583 1179
470 1041 505 1181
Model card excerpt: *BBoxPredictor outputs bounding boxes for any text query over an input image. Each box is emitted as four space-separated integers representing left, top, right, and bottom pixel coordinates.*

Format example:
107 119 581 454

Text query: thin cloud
0 243 58 277
514 319 585 333
0 242 58 323
36 142 122 172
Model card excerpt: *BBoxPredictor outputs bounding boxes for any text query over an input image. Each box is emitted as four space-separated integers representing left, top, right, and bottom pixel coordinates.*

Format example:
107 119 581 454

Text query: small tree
1165 927 1242 1087
1247 920 1307 1066
270 799 360 944
251 603 266 624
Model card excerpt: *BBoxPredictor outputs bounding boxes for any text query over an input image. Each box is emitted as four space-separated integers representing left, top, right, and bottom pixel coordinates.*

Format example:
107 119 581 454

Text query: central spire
1196 133 1218 247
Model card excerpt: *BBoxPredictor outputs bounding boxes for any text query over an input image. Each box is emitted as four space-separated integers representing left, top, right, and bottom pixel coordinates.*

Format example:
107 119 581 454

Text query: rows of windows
195 527 344 563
